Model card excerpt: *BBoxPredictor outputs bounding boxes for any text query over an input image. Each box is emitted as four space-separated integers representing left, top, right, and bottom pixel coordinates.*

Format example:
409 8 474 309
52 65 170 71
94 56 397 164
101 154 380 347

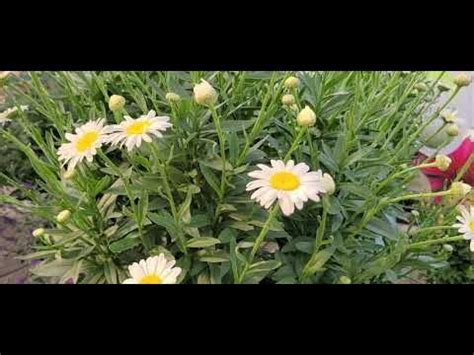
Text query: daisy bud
450 182 471 197
284 76 300 89
281 94 295 106
32 228 45 238
453 72 471 88
434 154 451 172
165 92 181 103
339 276 351 284
446 124 459 137
56 209 71 223
296 105 316 127
321 173 336 195
109 95 126 112
193 79 218 107
414 82 428 92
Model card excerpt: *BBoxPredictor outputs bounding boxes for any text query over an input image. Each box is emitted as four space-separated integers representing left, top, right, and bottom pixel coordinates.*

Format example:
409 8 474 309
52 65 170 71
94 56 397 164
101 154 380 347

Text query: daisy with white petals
123 254 182 284
453 205 474 252
246 159 329 216
57 119 108 170
0 105 29 125
105 110 172 151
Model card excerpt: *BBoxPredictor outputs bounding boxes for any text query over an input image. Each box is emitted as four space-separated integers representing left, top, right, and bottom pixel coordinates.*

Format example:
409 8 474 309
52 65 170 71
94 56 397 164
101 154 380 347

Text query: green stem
210 105 227 199
284 127 307 161
98 150 150 250
410 225 456 235
150 144 187 254
387 190 452 204
236 204 279 284
390 86 461 164
408 235 464 249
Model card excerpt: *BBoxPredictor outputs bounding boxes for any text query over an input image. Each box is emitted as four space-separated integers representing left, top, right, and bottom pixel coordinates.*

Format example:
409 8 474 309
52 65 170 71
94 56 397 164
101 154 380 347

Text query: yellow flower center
125 120 151 136
469 221 474 232
270 171 300 191
75 131 99 152
139 274 162 284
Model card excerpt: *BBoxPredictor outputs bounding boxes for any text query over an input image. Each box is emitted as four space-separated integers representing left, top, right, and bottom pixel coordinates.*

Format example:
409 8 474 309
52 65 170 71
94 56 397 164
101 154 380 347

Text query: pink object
418 136 474 196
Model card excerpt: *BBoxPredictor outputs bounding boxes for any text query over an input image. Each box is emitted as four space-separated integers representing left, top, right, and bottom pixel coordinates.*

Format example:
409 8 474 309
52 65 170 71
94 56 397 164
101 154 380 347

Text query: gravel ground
0 187 39 283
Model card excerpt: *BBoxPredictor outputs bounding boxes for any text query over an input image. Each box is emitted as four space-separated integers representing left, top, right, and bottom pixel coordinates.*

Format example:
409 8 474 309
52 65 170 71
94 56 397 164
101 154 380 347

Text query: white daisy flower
453 205 474 252
123 254 182 284
0 105 29 125
57 119 108 170
246 159 328 216
105 110 172 151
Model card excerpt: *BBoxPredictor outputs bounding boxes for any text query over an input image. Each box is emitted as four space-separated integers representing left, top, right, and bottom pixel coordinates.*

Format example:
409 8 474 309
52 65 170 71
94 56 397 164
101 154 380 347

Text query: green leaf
199 161 222 197
303 245 336 277
204 119 255 132
199 250 230 263
187 214 211 228
218 228 237 243
109 232 141 254
186 237 221 248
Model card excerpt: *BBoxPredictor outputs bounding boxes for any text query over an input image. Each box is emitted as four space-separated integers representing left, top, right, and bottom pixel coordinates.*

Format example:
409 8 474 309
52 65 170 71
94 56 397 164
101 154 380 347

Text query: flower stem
386 190 452 204
410 225 457 235
284 127 307 161
210 105 227 200
98 150 150 250
150 143 187 254
408 235 464 249
236 204 279 284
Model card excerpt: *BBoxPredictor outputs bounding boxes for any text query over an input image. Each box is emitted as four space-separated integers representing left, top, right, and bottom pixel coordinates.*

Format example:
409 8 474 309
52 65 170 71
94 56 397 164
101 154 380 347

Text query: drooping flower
246 159 329 216
105 110 172 151
193 79 218 107
57 119 108 170
453 205 474 252
122 254 182 284
0 105 29 125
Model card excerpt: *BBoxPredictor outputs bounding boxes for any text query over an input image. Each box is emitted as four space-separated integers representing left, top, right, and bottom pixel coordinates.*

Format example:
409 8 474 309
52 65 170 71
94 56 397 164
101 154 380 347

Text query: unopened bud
56 210 71 223
281 94 295 106
284 76 300 89
108 95 125 112
296 105 316 127
32 228 45 238
453 72 471 88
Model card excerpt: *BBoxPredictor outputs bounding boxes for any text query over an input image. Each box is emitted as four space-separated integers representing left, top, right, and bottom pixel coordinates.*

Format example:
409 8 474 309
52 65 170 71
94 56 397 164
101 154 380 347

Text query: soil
0 187 39 283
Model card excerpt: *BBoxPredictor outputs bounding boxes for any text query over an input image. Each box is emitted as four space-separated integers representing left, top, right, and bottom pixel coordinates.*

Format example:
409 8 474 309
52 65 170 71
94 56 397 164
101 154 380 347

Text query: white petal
270 160 285 170
122 278 138 284
129 263 145 281
278 193 295 216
